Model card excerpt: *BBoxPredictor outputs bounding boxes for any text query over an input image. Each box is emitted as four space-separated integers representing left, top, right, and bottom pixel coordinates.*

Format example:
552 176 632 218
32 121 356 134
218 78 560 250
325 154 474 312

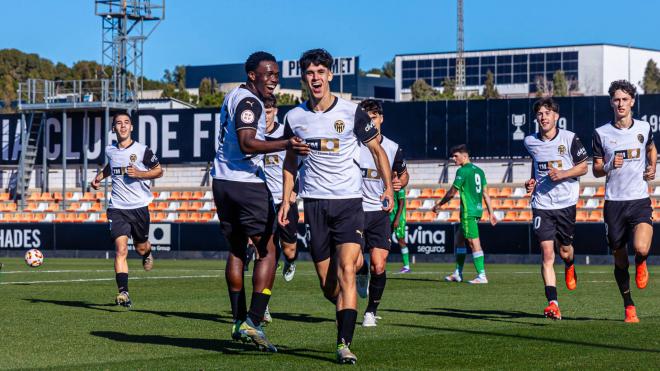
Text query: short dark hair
533 97 559 114
608 79 636 99
262 95 277 108
359 99 383 115
299 49 333 74
112 111 131 125
245 51 276 74
450 144 469 156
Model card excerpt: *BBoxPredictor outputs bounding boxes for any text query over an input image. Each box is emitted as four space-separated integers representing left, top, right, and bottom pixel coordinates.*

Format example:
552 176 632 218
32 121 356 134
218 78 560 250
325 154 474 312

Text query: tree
440 77 456 99
534 75 549 97
365 68 382 76
300 80 309 102
275 92 300 106
552 70 568 97
642 59 660 94
174 65 186 90
481 70 499 99
382 59 395 79
411 79 439 101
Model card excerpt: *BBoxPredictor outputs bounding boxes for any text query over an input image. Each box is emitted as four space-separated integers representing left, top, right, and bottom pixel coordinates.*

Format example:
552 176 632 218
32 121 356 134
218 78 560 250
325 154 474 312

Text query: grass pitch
1 258 659 370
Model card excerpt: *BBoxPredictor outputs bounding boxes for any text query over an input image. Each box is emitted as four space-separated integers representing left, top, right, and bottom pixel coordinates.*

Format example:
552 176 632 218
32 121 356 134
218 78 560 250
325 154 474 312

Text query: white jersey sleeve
106 141 159 209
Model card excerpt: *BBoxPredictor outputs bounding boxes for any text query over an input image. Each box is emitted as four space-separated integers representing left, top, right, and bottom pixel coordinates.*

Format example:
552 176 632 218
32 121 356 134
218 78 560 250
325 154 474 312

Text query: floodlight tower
455 0 465 98
95 0 165 106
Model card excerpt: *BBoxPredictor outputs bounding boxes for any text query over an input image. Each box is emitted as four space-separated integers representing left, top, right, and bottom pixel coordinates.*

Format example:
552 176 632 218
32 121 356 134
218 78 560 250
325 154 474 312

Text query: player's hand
126 164 139 178
91 176 101 190
524 178 536 193
380 188 394 212
392 171 402 192
278 201 290 226
613 154 624 169
431 201 442 213
288 136 310 155
644 164 656 181
489 213 498 226
393 219 400 229
548 168 564 182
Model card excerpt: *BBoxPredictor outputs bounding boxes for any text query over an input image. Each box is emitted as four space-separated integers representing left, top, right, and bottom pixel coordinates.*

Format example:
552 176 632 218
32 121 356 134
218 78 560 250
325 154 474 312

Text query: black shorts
303 198 364 263
276 201 299 244
107 206 150 244
603 198 653 251
363 210 391 251
532 206 576 246
212 179 275 240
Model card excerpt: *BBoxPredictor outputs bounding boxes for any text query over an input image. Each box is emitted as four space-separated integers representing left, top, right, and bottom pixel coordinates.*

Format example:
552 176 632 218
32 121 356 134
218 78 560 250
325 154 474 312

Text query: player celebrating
262 95 299 282
592 80 655 323
211 51 308 351
391 186 410 273
279 49 393 364
432 144 496 284
355 99 408 327
524 97 588 320
91 112 163 308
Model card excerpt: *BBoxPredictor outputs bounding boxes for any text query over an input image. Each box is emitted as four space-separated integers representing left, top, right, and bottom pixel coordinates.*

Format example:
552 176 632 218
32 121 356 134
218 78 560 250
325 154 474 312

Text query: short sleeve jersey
524 129 588 210
359 135 407 211
263 122 287 204
453 163 486 218
283 97 379 199
592 119 654 201
211 86 267 183
105 141 159 209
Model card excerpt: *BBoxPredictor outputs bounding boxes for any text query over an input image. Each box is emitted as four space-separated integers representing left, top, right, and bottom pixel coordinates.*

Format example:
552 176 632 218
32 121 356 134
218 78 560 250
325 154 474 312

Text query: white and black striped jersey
264 122 287 204
105 141 159 209
359 135 407 212
593 119 654 201
211 86 267 183
284 97 379 199
524 129 587 210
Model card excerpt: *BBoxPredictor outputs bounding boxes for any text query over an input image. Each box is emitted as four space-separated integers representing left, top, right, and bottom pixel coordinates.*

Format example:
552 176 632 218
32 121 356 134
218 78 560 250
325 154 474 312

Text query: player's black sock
229 288 247 321
336 309 358 347
544 286 557 303
366 272 386 314
614 266 634 307
247 291 270 325
116 273 128 293
634 253 648 265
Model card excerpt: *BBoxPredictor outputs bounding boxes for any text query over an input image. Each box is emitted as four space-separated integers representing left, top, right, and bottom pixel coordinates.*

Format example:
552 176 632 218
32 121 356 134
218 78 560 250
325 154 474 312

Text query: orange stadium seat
576 210 589 222
447 211 460 222
516 210 532 222
432 188 446 198
153 202 168 211
189 201 203 211
67 202 81 212
27 193 41 202
33 213 46 222
499 187 513 198
298 211 304 223
89 202 103 212
500 199 515 209
98 213 108 223
487 187 499 198
587 210 603 222
2 213 18 223
189 212 202 222
448 199 460 209
5 203 17 212
595 186 605 197
408 211 422 222
152 212 166 222
422 211 436 222
25 202 39 212
177 201 192 211
407 199 422 210
419 188 434 198
489 199 501 209
94 192 105 201
75 213 89 223
81 192 96 201
170 191 184 200
191 191 204 200
503 211 518 221
181 191 193 200
513 199 529 209
201 212 215 222
576 199 585 209
0 193 9 201
52 192 63 201
653 199 660 209
40 192 53 201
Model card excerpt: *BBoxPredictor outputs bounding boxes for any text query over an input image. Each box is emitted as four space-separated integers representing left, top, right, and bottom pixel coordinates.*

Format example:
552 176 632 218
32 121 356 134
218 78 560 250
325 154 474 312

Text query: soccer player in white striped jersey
592 80 655 323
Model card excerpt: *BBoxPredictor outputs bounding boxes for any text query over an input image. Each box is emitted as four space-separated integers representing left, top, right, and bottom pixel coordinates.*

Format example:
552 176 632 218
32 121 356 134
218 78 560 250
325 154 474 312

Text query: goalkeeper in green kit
432 144 497 284
391 179 411 273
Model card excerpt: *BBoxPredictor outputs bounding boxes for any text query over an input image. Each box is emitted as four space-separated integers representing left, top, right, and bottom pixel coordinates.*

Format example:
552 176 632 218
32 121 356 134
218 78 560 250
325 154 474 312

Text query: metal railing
17 79 136 110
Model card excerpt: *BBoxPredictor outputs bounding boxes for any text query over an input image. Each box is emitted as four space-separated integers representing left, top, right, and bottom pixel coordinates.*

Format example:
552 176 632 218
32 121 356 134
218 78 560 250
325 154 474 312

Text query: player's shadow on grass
91 331 335 362
394 323 660 354
270 312 334 324
388 276 439 283
26 298 120 313
382 307 547 326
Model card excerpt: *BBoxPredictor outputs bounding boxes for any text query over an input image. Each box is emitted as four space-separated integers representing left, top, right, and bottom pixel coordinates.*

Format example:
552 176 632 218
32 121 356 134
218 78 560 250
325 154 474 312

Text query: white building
395 44 660 101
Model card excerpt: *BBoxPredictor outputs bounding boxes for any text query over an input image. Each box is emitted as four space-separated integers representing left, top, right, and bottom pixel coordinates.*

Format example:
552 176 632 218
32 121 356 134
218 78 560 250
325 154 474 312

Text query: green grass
1 258 659 370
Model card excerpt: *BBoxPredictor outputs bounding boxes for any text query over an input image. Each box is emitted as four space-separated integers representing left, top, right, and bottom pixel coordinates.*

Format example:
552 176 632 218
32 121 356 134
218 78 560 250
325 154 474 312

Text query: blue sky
2 0 660 80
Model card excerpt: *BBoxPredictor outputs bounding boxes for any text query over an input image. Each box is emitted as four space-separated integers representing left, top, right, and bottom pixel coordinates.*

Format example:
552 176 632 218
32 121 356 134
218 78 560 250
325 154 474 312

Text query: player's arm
278 147 298 226
432 186 457 213
549 135 588 181
366 139 394 212
393 194 405 228
391 146 409 191
91 164 111 190
525 159 536 193
644 129 656 181
592 130 623 177
127 148 163 180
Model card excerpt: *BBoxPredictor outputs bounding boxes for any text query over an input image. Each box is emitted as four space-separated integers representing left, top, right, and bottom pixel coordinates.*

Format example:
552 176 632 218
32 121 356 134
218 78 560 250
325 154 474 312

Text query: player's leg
556 205 577 290
630 198 652 290
465 217 487 283
113 235 132 307
363 247 388 327
335 242 361 363
540 240 561 319
394 214 411 273
280 201 299 282
131 207 153 271
445 225 466 282
605 201 638 322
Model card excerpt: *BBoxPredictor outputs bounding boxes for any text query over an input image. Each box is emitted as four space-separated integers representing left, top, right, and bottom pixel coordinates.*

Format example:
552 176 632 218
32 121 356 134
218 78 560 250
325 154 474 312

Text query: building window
432 78 444 87
513 74 528 83
433 59 448 67
547 62 562 73
497 74 512 84
530 53 544 62
418 69 432 78
418 59 432 68
497 55 512 64
402 78 416 89
402 69 416 79
546 52 561 61
514 54 528 63
434 68 447 78
466 76 479 86
402 60 416 69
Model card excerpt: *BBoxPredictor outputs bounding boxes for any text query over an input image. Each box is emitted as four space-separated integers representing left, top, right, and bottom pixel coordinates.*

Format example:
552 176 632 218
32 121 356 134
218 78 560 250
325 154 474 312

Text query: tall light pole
456 0 465 99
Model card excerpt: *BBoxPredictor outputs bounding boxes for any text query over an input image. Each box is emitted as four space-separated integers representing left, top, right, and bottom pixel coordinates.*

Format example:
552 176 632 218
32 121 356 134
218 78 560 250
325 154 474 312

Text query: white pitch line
0 274 223 285
0 268 227 275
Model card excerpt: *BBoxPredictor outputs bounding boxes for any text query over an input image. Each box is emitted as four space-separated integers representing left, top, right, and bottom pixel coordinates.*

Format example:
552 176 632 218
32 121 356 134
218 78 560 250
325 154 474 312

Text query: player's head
533 97 559 133
449 144 469 165
262 95 278 127
299 49 334 101
359 99 384 129
608 80 636 120
245 51 279 99
112 112 133 141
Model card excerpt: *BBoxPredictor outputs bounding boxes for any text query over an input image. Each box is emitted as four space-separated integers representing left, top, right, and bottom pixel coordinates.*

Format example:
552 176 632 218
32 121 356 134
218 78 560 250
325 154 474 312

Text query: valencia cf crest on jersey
129 154 137 163
638 134 644 143
334 120 345 133
557 145 566 155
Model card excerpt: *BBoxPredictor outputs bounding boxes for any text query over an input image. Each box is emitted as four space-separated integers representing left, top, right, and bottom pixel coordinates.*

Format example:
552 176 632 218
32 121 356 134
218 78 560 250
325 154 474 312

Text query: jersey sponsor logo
638 134 644 143
245 100 255 107
361 167 380 180
537 160 563 171
614 148 641 160
264 154 280 166
240 109 255 124
364 120 375 132
112 167 128 175
129 154 137 163
558 145 566 155
334 120 345 133
306 138 340 153
576 146 587 157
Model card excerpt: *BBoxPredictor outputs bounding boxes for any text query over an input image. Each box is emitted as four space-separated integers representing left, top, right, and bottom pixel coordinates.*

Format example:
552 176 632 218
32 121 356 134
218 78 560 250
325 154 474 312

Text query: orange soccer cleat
624 305 639 323
565 264 577 291
635 261 648 289
544 301 562 320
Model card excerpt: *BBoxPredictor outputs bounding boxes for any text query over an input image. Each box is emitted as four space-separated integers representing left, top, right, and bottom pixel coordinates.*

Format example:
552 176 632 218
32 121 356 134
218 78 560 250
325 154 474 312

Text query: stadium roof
395 43 660 57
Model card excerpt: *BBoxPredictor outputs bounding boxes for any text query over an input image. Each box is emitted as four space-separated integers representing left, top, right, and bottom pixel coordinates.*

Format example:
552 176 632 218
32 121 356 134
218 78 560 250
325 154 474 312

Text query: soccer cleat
468 275 488 284
357 273 369 299
231 321 251 343
362 312 377 327
262 305 272 327
399 266 411 273
444 272 463 282
565 264 577 290
282 261 296 282
544 301 561 320
239 318 277 352
336 343 357 364
142 251 154 272
115 291 132 308
624 305 639 323
636 261 649 289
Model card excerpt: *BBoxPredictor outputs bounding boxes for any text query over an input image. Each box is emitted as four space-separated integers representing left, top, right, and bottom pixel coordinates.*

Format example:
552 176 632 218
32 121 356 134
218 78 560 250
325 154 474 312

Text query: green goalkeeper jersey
452 163 486 218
